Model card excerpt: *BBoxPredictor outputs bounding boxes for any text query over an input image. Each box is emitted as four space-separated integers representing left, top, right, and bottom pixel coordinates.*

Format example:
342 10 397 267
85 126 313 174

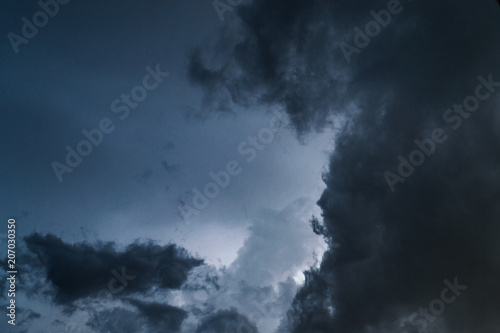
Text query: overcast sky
1 0 500 332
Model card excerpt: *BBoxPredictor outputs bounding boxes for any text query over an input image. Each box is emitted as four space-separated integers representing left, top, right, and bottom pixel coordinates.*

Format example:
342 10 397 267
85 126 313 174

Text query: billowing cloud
24 233 203 305
177 199 326 333
189 0 500 332
188 0 358 135
228 198 326 286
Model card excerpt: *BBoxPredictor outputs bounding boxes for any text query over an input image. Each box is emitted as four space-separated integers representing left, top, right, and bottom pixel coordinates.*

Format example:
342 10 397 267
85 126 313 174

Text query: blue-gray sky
1 1 329 332
2 0 500 332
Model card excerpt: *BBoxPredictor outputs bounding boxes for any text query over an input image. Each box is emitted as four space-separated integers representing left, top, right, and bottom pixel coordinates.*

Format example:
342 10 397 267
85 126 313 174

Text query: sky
1 0 500 332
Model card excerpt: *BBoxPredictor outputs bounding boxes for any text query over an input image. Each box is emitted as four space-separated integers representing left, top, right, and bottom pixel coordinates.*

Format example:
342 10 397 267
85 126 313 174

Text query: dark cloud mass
24 233 203 305
188 0 345 134
190 0 500 332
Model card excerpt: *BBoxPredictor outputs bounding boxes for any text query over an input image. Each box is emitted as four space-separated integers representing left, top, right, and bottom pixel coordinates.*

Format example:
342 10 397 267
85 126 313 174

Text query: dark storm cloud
23 233 203 305
188 0 351 134
125 298 188 333
196 308 259 333
190 0 500 332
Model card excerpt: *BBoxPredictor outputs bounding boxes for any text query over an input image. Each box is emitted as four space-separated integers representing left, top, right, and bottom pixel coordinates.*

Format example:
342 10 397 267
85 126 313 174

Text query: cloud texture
189 0 500 332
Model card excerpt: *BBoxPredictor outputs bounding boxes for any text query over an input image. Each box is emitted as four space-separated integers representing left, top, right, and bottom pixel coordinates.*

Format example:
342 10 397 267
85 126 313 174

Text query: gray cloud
228 198 325 286
175 200 325 333
24 233 203 305
189 0 500 332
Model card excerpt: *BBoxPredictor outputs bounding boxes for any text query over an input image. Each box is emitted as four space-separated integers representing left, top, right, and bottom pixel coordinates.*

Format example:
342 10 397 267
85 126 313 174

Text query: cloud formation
189 0 500 332
18 200 323 333
24 233 203 305
164 199 326 333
